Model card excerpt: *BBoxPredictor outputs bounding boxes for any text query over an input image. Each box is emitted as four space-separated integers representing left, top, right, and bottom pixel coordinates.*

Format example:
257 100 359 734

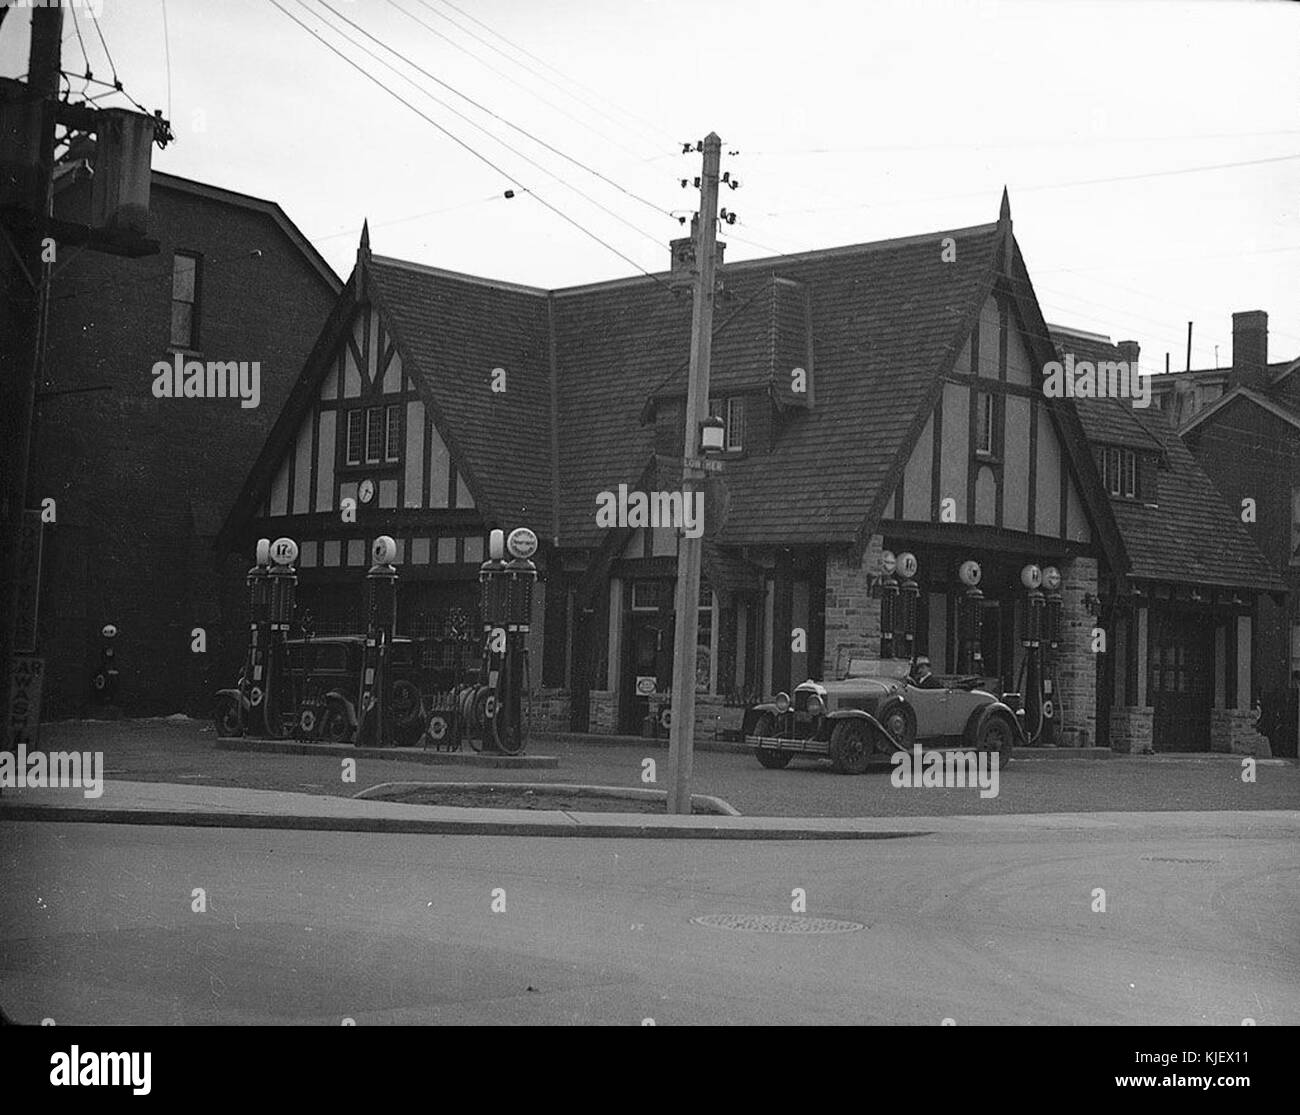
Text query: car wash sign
6 655 44 751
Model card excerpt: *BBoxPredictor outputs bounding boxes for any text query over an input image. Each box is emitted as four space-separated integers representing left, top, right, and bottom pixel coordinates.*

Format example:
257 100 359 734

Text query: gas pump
879 550 899 659
896 552 919 662
355 535 398 748
957 560 985 676
1040 565 1063 748
1013 563 1049 745
495 527 539 755
91 623 120 707
253 537 298 738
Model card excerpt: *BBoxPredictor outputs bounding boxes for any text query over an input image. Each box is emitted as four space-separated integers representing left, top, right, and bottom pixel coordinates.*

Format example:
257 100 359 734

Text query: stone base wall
1210 709 1272 757
1056 555 1099 746
527 688 571 734
692 695 745 741
823 534 885 680
1109 705 1154 753
588 690 617 735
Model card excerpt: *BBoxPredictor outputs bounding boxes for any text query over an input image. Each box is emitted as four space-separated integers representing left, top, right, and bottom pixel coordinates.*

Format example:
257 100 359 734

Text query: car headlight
775 692 790 713
806 693 824 716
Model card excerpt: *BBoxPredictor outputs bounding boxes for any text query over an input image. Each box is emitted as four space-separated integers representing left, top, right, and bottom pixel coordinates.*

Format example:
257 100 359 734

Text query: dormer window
1101 446 1137 499
708 395 746 452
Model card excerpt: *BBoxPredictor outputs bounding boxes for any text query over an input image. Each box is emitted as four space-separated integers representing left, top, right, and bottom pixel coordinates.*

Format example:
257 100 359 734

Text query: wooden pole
666 133 721 815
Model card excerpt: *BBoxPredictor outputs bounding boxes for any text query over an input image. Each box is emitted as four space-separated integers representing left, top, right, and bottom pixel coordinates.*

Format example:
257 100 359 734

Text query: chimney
1231 310 1268 391
669 214 725 290
1117 339 1140 368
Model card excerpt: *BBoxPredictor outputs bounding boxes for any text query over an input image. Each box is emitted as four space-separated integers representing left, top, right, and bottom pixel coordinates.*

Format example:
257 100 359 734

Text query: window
1101 446 1137 498
708 395 746 452
975 391 995 456
170 252 200 349
345 405 401 467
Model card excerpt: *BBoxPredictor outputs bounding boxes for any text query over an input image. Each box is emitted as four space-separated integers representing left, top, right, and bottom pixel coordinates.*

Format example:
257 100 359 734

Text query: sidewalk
3 779 1297 841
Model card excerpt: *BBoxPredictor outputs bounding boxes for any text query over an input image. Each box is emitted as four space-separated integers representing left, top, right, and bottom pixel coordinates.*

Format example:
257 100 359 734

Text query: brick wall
822 534 884 679
35 177 338 717
527 687 571 733
588 690 617 734
1110 705 1153 754
1054 555 1099 746
1210 708 1272 757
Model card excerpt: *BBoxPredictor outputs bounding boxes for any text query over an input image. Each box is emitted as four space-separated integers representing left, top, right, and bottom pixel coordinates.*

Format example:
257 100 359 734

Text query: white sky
3 0 1298 374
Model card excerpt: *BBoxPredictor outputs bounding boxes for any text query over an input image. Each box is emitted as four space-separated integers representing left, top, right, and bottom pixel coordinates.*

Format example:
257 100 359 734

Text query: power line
266 0 671 290
160 0 173 120
742 130 1300 157
298 0 667 252
65 3 91 80
385 0 655 164
87 4 119 89
314 0 673 224
421 0 676 152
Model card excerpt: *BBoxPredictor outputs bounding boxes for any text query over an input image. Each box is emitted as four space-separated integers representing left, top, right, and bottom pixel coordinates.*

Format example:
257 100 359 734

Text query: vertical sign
6 655 44 750
13 509 43 653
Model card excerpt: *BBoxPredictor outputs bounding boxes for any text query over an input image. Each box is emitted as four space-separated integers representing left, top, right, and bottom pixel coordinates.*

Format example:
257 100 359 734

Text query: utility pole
0 5 62 739
666 132 721 815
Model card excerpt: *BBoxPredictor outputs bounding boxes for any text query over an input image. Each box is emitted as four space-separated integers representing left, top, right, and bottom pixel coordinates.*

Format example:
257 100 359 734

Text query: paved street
2 813 1296 1025
29 717 1300 817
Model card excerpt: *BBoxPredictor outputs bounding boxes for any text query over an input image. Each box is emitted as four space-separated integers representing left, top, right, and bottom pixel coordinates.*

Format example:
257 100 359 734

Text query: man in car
909 655 944 689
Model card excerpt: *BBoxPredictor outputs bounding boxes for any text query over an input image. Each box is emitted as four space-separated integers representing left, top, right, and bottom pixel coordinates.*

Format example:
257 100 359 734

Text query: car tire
320 699 354 744
213 694 243 739
751 712 793 769
829 718 874 775
977 714 1014 767
876 699 916 752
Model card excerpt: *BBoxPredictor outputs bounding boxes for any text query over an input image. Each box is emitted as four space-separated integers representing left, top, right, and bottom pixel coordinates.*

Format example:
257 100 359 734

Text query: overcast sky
3 0 1297 373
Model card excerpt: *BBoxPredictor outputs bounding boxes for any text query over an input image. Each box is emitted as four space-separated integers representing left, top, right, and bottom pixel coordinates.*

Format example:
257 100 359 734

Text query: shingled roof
552 223 1004 548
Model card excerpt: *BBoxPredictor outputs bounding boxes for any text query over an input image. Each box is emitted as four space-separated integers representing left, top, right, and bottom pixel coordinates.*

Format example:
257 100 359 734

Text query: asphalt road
34 718 1300 817
2 814 1296 1025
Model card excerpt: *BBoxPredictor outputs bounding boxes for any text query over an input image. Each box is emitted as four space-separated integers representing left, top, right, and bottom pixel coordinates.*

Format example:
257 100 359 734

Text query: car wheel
876 699 916 752
752 712 793 769
213 695 243 739
977 715 1014 767
829 718 874 775
320 700 353 744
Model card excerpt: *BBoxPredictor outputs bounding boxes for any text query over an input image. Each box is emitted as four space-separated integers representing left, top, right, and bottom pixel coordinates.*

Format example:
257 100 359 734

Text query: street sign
6 655 44 750
635 675 657 696
682 456 723 474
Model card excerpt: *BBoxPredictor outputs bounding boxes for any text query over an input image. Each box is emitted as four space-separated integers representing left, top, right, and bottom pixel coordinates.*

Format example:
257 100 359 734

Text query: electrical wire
161 0 173 120
66 3 91 82
267 0 672 290
420 0 676 152
313 0 673 224
385 0 657 164
87 4 119 89
297 0 667 252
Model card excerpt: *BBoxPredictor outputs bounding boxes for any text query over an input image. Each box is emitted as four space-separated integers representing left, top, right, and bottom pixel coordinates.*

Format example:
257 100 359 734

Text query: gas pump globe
268 537 299 626
1042 566 1063 648
505 527 539 633
366 535 399 633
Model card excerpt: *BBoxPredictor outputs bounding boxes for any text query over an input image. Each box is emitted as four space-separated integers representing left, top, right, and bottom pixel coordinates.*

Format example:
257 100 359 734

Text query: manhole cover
1141 857 1217 864
691 914 864 934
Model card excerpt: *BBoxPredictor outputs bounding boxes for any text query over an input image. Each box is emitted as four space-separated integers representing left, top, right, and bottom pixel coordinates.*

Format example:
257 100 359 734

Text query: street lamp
700 414 726 454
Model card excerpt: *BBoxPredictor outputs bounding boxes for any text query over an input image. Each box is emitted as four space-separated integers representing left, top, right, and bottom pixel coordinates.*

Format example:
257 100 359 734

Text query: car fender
966 700 1024 746
215 687 248 711
824 708 898 747
323 690 359 727
742 703 782 736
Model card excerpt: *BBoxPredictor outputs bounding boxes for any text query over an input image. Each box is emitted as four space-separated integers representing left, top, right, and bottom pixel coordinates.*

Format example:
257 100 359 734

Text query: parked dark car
744 658 1021 774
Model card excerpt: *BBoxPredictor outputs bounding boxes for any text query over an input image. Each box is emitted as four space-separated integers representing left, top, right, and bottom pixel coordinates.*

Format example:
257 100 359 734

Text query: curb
354 780 742 816
0 802 926 841
214 737 559 768
531 730 751 754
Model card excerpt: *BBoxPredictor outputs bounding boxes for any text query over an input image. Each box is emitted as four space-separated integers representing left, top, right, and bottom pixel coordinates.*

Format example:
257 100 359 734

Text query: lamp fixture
700 414 726 454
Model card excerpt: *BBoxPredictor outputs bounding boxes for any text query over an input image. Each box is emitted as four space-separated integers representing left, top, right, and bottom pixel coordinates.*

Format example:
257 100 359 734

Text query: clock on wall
358 478 376 505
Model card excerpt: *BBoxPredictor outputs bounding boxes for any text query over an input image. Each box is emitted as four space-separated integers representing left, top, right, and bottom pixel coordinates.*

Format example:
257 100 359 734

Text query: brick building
33 169 339 717
219 194 1276 753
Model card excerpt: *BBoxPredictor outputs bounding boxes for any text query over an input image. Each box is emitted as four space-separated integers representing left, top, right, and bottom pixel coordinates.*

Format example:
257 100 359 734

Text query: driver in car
908 655 944 689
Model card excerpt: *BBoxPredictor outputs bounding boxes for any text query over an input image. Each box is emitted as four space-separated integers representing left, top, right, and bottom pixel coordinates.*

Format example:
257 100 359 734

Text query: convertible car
743 659 1022 774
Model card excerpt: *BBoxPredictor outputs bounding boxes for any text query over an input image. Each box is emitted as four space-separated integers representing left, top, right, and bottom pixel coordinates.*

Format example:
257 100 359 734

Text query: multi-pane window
975 391 995 456
707 395 746 452
1101 446 1137 498
170 252 200 349
345 405 402 466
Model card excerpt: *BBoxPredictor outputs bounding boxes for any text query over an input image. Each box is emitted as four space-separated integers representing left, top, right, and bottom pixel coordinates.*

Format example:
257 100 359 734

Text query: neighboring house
1172 311 1300 756
1049 325 1285 755
34 167 340 717
219 194 1277 754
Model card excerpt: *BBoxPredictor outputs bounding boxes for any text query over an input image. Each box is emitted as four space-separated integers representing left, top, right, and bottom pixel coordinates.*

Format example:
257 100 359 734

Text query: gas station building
219 197 1284 755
